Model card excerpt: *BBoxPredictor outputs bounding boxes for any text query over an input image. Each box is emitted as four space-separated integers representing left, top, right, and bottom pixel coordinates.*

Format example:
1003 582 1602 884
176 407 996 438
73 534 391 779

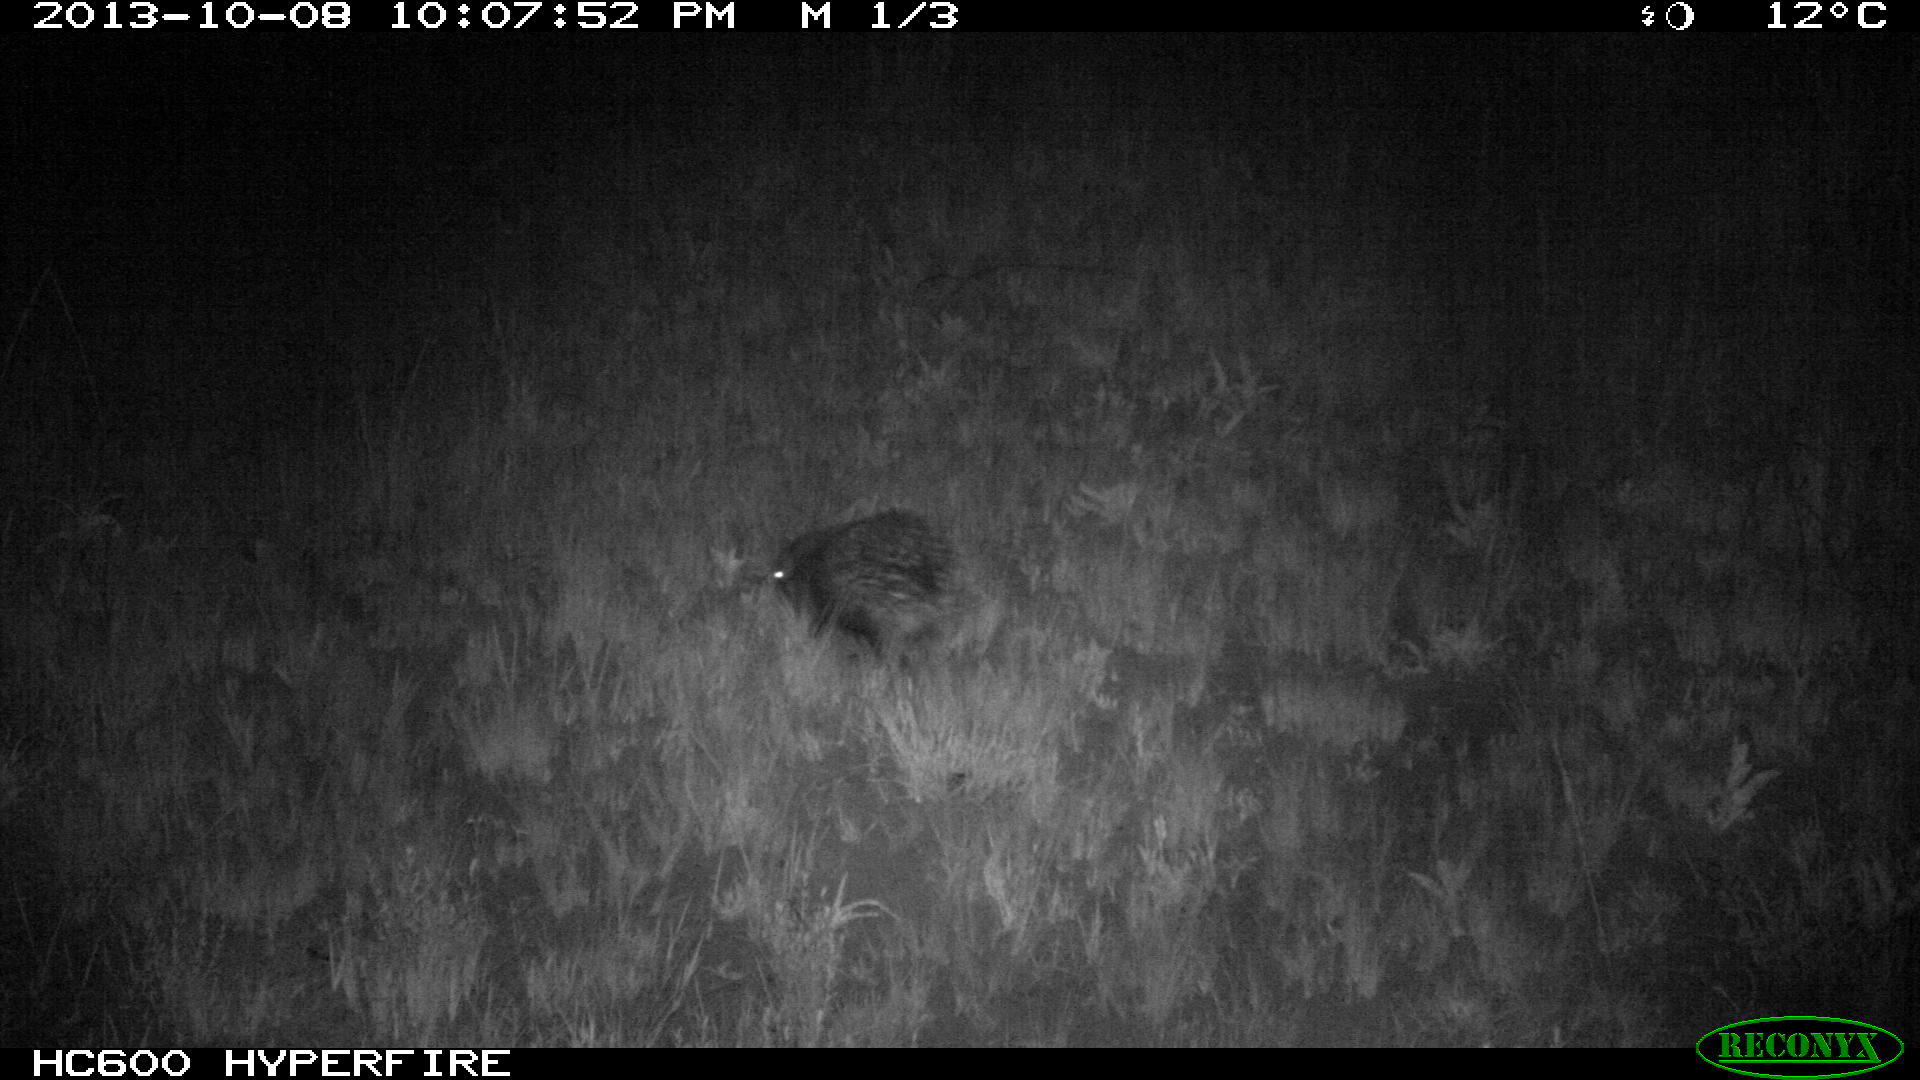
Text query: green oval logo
1697 1016 1904 1079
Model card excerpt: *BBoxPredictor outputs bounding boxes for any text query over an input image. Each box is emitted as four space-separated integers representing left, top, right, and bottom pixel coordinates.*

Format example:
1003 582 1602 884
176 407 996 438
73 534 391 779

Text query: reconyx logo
1697 1016 1904 1079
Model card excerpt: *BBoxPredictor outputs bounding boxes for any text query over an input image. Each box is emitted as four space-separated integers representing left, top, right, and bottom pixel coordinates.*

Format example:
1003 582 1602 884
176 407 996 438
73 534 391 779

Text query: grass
2 45 1915 1046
